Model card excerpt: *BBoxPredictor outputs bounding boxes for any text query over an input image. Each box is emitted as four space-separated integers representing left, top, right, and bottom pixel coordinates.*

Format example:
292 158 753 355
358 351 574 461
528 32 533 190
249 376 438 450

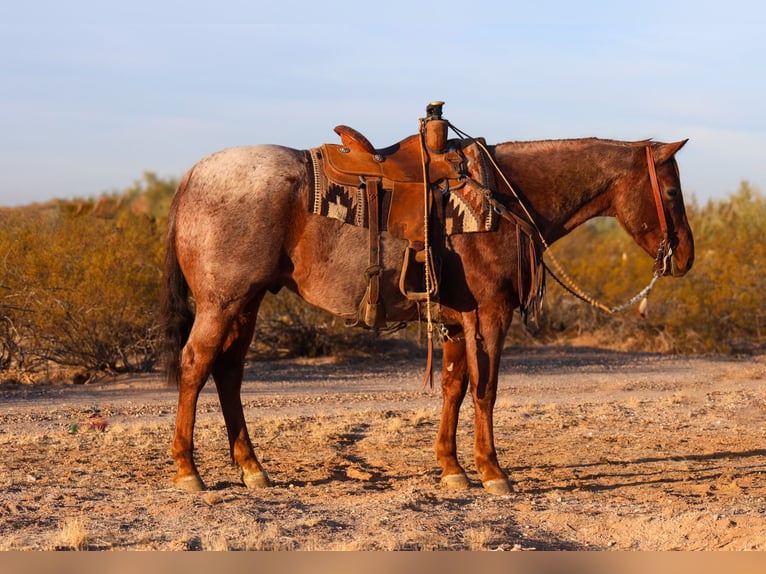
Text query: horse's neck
493 139 628 242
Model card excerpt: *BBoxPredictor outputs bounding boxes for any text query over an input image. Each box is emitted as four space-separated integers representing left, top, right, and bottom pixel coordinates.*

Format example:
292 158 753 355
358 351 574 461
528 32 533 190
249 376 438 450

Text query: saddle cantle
332 125 376 154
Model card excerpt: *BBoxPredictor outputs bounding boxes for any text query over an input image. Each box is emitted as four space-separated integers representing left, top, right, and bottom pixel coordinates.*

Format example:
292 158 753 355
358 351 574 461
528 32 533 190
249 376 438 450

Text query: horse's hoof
482 478 512 495
441 473 470 490
242 469 271 489
174 474 206 492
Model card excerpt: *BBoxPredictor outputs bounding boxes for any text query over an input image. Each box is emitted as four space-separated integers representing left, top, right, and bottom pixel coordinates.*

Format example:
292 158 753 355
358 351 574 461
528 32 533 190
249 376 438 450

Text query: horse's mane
494 137 656 152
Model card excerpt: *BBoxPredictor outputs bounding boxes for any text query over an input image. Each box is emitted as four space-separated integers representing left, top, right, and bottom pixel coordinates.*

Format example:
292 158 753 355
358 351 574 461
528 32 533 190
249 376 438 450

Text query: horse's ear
654 139 688 163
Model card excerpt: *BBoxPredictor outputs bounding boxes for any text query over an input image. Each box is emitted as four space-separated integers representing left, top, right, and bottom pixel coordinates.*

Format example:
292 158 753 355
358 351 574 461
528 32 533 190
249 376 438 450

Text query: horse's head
614 140 694 277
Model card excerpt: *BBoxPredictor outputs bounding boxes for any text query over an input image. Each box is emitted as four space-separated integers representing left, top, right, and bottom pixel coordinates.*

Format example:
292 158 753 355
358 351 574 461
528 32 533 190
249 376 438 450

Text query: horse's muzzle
669 256 694 277
657 236 693 278
669 251 694 277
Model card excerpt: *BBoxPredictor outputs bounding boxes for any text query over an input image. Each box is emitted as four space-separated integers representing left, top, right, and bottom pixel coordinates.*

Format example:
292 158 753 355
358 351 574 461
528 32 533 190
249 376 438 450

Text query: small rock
346 467 373 481
202 492 223 506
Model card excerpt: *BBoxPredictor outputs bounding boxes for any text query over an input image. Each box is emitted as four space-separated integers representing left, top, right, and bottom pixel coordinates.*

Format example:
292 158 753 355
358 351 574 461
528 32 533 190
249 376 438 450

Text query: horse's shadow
511 448 766 495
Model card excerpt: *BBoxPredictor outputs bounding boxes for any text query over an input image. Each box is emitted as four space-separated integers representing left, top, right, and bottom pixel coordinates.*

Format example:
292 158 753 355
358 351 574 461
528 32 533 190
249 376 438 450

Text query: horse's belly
289 217 416 321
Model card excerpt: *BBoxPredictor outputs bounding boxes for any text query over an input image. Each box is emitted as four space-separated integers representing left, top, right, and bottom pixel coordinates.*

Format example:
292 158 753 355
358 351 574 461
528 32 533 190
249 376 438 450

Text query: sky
1 0 764 207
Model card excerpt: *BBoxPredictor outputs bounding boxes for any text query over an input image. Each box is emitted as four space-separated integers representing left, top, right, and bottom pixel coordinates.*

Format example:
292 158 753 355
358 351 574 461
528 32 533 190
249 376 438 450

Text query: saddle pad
307 147 392 230
442 142 498 234
307 141 498 236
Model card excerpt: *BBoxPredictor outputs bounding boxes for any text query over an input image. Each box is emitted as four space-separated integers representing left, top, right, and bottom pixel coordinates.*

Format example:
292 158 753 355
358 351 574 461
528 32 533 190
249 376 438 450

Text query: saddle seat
326 125 464 186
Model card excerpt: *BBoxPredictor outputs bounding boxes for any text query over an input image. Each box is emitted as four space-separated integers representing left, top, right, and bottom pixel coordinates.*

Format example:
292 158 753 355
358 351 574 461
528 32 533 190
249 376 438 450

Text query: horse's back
177 144 306 206
175 144 307 231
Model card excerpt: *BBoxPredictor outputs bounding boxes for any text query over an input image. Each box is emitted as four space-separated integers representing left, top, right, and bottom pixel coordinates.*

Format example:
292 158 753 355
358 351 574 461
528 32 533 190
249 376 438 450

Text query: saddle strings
446 122 661 315
418 119 436 389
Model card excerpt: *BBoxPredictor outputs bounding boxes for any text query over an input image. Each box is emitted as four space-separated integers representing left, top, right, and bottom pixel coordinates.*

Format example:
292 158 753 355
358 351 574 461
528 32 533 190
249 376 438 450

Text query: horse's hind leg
172 306 234 492
211 294 270 489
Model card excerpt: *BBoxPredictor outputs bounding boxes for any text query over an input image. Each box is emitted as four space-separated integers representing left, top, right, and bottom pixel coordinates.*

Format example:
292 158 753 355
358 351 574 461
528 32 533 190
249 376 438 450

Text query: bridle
645 145 674 277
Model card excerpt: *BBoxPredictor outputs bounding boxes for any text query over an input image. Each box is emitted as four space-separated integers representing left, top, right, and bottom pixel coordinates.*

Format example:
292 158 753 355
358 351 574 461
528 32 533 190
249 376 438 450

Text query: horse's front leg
435 325 470 490
462 307 512 495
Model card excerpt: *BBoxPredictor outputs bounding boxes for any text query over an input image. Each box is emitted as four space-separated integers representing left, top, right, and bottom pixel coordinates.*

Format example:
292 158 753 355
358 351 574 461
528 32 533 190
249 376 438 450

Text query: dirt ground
0 345 764 551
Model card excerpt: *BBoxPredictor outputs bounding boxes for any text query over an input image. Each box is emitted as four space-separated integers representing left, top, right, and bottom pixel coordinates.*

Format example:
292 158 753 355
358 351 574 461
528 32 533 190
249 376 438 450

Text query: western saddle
310 101 480 330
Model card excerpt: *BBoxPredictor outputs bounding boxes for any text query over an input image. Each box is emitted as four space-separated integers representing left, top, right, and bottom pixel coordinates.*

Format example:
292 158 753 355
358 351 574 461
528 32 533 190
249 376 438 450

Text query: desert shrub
651 182 766 353
1 228 27 375
28 208 161 373
0 208 43 374
0 316 18 370
0 175 173 378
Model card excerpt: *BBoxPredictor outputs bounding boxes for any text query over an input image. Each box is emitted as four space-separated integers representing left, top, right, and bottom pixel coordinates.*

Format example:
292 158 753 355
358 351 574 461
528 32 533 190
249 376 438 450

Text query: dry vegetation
1 349 765 550
1 177 765 385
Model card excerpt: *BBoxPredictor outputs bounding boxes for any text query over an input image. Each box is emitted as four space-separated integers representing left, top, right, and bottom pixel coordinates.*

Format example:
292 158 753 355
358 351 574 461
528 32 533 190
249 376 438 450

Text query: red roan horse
162 120 694 495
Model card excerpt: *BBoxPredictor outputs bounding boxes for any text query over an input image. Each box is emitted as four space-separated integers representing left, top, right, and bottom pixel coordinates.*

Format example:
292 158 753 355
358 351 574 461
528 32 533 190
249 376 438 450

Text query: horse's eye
664 188 680 200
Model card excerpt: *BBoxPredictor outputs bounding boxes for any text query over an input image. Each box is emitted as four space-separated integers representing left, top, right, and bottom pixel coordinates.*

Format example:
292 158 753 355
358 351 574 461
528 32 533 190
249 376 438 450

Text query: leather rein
541 144 675 313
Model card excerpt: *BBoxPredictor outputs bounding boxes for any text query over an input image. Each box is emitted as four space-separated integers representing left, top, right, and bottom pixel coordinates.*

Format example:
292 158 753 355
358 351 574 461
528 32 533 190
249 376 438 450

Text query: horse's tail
161 170 195 387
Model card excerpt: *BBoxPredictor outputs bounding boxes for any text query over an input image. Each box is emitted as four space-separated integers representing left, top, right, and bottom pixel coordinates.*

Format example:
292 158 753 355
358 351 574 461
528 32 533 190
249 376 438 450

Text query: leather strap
365 177 382 307
645 145 668 240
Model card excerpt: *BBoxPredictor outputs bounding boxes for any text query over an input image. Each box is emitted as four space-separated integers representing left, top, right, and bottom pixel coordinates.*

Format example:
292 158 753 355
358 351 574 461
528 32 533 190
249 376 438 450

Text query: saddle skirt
307 136 498 244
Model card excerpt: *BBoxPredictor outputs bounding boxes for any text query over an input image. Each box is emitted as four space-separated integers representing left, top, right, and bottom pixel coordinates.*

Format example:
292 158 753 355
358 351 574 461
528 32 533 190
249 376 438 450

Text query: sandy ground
0 346 765 551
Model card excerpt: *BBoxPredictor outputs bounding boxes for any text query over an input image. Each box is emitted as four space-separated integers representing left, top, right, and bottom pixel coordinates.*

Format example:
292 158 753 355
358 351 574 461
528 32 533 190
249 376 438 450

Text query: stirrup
399 245 438 301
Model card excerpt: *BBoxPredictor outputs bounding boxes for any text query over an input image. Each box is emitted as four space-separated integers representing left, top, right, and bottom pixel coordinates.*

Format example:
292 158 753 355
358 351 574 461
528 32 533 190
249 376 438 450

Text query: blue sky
1 0 764 207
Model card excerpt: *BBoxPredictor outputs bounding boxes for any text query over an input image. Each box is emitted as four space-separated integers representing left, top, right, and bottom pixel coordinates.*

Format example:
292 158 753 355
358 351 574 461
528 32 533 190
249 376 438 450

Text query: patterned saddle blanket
307 136 499 242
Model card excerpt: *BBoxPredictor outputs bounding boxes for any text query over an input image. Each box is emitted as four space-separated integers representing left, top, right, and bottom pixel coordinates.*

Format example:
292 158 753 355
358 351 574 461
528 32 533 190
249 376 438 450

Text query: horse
162 130 694 495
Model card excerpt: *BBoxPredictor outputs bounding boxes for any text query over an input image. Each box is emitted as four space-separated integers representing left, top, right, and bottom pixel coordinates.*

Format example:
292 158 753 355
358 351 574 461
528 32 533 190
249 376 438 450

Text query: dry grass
1 351 765 550
465 526 494 551
57 517 89 550
198 522 291 551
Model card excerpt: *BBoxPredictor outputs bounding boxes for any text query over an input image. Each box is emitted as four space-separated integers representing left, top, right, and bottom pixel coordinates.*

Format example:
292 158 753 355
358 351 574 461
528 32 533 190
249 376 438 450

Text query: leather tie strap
366 177 381 306
645 145 668 240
